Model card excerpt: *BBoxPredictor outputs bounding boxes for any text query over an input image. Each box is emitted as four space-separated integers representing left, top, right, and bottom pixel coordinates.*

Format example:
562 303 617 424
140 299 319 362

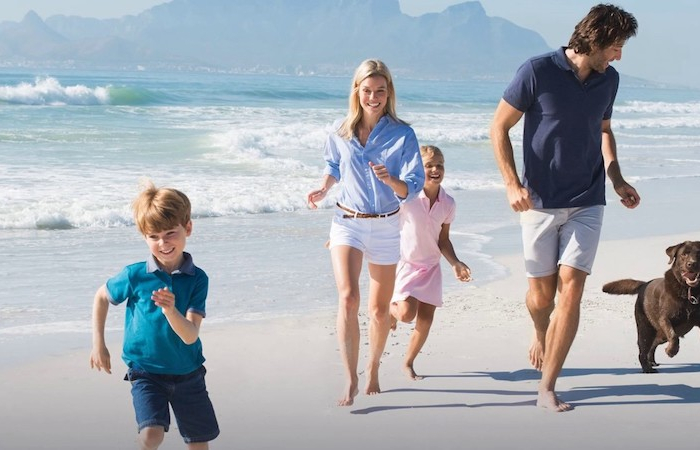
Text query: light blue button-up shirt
323 115 424 215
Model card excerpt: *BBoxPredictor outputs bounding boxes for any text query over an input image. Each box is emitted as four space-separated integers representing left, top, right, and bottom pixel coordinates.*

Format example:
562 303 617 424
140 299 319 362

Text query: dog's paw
665 343 679 357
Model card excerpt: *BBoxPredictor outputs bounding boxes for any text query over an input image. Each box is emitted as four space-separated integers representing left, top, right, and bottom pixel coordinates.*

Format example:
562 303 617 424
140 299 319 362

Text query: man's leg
537 265 587 412
526 274 557 371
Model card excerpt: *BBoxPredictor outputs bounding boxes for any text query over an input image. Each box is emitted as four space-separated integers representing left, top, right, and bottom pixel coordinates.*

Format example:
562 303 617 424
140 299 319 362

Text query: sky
0 0 696 88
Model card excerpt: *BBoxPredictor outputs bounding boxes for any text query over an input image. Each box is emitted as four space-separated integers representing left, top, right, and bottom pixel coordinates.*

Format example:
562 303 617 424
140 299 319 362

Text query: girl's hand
454 262 472 282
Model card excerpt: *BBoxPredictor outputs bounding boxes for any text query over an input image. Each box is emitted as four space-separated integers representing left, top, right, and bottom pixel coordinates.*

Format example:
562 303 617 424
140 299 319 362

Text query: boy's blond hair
132 180 191 235
420 145 444 160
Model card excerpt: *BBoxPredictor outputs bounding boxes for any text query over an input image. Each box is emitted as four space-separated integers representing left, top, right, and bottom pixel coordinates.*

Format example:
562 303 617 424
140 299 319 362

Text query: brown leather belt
336 203 400 219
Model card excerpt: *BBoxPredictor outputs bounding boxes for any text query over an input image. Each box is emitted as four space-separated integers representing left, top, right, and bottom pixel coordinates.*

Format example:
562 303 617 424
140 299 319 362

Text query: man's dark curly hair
568 4 638 55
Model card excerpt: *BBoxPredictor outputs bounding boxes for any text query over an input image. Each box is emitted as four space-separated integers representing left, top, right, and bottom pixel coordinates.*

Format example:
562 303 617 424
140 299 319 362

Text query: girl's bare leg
403 302 436 380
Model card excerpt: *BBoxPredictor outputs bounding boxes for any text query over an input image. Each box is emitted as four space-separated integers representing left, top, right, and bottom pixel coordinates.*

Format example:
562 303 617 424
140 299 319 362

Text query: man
490 4 639 412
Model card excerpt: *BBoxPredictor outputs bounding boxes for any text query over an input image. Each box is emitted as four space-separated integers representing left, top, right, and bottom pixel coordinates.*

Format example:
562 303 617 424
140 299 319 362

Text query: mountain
0 0 551 79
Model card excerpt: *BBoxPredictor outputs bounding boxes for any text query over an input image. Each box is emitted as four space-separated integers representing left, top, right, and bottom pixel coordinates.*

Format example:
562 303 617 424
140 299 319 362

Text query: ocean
1 68 699 366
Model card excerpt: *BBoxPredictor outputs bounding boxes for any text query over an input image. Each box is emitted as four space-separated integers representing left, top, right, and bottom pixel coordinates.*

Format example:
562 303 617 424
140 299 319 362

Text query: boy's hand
152 287 175 313
454 262 472 282
90 346 112 374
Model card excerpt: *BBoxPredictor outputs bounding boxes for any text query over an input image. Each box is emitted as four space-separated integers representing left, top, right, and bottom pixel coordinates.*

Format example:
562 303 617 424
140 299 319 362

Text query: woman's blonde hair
336 59 407 140
132 180 191 235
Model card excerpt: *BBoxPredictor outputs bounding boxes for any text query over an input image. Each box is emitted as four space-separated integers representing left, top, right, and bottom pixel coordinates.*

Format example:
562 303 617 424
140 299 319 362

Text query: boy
390 145 472 380
90 181 219 449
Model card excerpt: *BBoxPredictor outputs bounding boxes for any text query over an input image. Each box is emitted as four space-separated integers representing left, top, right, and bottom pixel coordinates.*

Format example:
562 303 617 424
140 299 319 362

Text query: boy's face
143 221 192 271
423 153 445 187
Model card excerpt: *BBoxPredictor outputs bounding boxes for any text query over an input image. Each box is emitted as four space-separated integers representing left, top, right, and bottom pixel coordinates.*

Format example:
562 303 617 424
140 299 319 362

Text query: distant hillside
0 0 551 79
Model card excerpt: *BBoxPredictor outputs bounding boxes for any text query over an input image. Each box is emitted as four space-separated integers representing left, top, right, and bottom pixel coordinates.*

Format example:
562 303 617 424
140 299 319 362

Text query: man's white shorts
520 205 604 278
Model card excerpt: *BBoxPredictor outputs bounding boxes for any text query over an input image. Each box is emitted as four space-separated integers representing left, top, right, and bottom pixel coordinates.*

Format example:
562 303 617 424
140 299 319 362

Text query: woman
307 59 424 406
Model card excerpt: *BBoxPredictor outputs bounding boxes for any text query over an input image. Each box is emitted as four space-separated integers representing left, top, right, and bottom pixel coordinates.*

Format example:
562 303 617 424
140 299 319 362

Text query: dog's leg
636 303 659 373
638 334 658 373
658 318 679 357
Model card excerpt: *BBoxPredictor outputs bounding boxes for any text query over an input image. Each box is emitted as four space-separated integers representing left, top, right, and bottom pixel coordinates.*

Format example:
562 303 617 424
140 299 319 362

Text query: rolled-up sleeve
398 129 424 202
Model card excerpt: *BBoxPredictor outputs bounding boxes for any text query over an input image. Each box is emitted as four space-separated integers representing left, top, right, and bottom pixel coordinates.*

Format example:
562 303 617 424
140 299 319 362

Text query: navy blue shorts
125 365 219 444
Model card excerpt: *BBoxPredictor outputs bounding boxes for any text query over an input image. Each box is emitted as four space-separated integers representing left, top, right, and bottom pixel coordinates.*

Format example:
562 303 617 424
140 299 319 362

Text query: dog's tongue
683 272 700 287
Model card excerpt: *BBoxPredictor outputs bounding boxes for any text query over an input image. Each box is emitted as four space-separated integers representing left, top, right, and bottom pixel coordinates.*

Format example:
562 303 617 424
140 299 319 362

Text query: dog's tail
602 279 646 295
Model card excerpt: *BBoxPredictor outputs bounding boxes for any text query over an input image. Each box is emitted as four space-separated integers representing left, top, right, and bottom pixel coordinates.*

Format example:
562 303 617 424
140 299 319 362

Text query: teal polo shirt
106 252 208 375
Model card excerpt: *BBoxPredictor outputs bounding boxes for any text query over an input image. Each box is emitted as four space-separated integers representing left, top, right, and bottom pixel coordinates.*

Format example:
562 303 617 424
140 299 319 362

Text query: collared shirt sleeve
322 120 342 182
185 268 208 318
105 265 133 306
503 59 536 113
398 127 424 202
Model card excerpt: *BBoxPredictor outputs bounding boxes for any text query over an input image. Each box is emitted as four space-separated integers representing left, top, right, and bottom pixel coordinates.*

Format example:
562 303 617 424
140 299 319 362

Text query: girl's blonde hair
336 59 407 140
132 180 191 235
420 145 444 160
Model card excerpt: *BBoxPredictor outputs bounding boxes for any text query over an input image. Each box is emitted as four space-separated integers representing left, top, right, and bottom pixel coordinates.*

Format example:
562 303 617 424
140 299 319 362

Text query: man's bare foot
537 390 572 412
529 330 546 371
337 383 359 406
403 364 424 381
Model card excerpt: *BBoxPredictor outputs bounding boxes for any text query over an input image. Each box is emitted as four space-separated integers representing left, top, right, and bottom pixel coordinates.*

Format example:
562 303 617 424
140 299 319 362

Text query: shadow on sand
350 363 700 414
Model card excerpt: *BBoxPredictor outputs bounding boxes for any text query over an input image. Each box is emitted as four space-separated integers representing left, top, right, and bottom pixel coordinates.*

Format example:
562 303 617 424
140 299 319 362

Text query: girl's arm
438 223 472 282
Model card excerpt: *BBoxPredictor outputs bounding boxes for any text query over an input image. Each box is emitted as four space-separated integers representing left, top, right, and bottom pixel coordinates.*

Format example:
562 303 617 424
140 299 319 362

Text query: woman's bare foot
365 365 381 395
337 382 359 406
537 390 572 412
529 330 546 371
403 363 424 381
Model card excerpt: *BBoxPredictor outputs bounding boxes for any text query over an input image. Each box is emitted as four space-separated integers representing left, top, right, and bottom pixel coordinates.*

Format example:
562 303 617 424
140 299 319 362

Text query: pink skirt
391 260 443 307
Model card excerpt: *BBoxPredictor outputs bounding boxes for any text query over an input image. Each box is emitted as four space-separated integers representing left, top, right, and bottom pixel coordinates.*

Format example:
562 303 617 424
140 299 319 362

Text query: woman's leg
365 262 397 395
330 245 364 406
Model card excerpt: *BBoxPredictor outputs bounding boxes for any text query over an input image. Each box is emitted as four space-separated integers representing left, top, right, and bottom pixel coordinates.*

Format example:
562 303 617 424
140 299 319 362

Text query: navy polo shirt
106 252 208 375
503 47 619 208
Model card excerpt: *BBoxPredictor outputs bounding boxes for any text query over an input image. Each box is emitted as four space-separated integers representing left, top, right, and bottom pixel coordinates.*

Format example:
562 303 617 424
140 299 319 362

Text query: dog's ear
666 242 684 264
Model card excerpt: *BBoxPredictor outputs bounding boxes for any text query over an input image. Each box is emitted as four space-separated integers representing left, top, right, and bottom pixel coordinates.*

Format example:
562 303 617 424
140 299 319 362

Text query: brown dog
602 241 700 373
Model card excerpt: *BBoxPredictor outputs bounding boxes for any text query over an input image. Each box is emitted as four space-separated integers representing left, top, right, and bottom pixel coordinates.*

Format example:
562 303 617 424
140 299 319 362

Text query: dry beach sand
2 227 700 449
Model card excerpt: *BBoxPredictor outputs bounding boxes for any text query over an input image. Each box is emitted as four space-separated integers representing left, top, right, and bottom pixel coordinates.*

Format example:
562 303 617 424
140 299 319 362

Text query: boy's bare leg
525 274 557 371
403 302 436 380
187 443 209 450
537 266 586 412
331 246 363 406
365 263 396 395
139 426 165 450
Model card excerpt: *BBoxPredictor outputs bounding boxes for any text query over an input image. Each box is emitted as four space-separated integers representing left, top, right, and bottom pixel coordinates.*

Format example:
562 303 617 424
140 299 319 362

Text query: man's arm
601 119 640 209
490 99 532 212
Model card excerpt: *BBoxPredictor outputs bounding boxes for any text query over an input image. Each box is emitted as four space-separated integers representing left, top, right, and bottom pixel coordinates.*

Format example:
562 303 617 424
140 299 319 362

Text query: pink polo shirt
392 187 456 306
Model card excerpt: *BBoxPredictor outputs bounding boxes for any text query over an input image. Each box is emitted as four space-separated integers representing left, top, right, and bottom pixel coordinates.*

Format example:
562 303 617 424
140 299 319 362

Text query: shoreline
2 230 700 449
